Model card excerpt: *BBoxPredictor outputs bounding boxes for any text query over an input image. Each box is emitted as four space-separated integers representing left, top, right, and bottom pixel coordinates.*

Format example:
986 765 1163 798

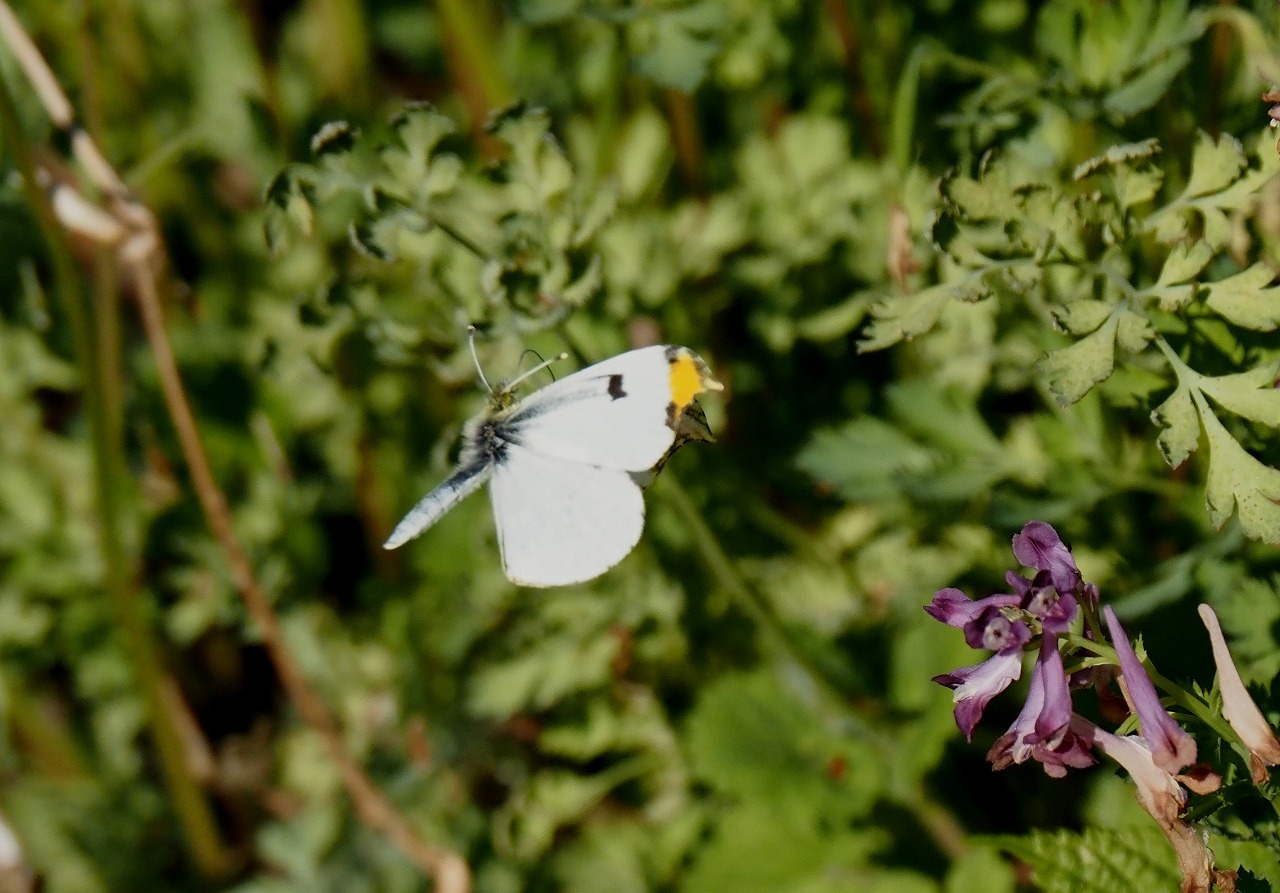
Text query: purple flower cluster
926 522 1097 776
927 520 1280 893
925 521 1207 781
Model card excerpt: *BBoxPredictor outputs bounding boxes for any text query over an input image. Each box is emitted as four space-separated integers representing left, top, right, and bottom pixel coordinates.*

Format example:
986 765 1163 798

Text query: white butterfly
384 334 722 587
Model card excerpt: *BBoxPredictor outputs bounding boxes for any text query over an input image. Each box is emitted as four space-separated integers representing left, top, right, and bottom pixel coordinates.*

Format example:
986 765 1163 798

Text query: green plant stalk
0 70 232 878
655 474 968 858
1067 634 1241 755
434 0 513 117
4 673 88 779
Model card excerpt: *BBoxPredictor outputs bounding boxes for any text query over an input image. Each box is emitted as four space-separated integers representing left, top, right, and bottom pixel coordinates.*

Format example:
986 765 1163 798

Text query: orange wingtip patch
668 352 722 414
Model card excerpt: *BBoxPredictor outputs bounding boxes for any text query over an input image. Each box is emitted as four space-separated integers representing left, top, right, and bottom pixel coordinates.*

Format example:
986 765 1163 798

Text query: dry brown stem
0 4 470 889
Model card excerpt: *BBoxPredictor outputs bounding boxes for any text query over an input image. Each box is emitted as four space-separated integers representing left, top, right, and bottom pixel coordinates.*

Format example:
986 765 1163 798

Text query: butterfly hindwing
489 446 645 587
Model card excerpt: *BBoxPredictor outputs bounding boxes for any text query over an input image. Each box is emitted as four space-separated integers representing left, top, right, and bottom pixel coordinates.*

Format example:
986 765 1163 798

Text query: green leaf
1052 300 1114 336
1183 132 1247 198
615 107 672 202
797 418 935 502
468 633 617 718
1202 263 1280 331
1202 407 1280 541
1155 241 1213 286
1038 311 1120 406
887 382 1001 456
859 285 953 352
1151 383 1200 467
631 3 726 93
684 670 880 821
262 168 314 254
1212 576 1280 684
945 846 1016 893
1073 139 1162 179
992 825 1180 893
1198 363 1280 427
682 803 882 893
1115 310 1154 352
1146 241 1212 310
1102 47 1191 118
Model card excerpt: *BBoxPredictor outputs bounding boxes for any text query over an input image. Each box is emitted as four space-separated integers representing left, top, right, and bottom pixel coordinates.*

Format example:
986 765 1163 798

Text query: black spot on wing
607 374 627 400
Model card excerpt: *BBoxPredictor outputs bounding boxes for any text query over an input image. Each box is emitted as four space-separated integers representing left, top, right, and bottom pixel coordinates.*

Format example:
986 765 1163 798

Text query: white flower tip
1198 603 1280 776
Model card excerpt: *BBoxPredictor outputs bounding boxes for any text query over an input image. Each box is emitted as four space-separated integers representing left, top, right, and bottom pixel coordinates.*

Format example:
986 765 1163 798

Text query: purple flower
1020 573 1078 635
934 649 1025 741
1011 521 1081 596
1103 607 1197 774
988 634 1095 777
925 588 1022 632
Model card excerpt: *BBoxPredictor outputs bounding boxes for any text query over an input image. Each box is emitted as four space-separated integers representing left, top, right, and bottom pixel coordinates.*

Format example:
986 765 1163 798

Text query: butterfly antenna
467 325 495 396
505 351 570 393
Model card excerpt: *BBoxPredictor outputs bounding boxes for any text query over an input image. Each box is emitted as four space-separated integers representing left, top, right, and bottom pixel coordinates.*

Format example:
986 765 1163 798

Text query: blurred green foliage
6 0 1280 890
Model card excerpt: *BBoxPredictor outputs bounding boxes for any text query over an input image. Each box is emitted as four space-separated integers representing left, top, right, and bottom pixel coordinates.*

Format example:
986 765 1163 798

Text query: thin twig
663 88 705 197
130 268 468 889
654 473 968 860
0 4 471 889
435 0 512 154
823 0 884 159
0 60 235 880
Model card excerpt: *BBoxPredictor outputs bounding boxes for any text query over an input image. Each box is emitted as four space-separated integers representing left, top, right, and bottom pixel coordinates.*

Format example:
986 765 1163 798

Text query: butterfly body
384 344 722 587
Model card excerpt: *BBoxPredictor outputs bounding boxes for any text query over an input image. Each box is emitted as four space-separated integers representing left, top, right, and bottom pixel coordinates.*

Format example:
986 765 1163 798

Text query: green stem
0 69 233 879
435 0 513 121
655 474 883 741
1065 634 1242 757
655 475 968 857
1146 667 1238 751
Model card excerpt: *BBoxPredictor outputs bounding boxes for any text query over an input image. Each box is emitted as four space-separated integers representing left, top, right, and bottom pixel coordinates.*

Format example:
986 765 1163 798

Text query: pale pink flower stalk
1198 604 1280 783
1071 718 1213 893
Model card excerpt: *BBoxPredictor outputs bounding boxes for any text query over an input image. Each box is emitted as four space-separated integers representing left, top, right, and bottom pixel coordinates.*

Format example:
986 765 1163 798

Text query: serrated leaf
1117 167 1164 210
632 3 725 93
1039 311 1120 406
262 169 314 254
1115 310 1154 352
858 285 952 352
469 634 617 718
348 220 391 260
993 826 1180 893
1053 300 1114 335
1102 47 1191 118
1184 132 1247 198
1151 383 1201 467
390 102 456 167
1198 363 1280 427
1156 241 1214 286
683 803 881 893
1203 263 1280 331
1202 408 1280 541
797 418 935 502
1073 139 1163 179
309 120 358 156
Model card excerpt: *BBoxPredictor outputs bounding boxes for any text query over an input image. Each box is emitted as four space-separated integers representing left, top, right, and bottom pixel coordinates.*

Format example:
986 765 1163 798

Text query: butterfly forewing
505 345 677 471
383 460 494 549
